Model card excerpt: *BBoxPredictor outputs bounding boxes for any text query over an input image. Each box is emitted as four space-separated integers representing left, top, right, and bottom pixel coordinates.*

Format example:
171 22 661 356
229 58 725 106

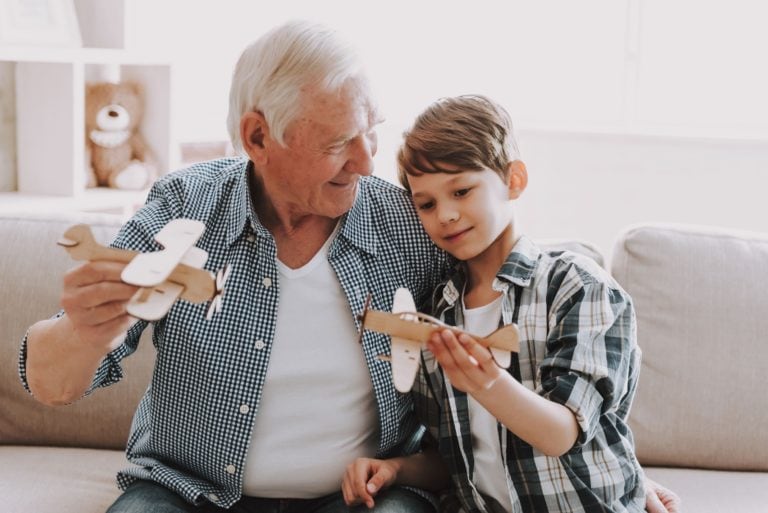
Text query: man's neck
249 171 339 269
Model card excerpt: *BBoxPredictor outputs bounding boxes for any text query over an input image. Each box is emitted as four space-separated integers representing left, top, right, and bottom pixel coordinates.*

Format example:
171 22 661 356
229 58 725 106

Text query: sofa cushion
0 445 125 513
611 223 768 471
0 212 154 450
644 466 768 513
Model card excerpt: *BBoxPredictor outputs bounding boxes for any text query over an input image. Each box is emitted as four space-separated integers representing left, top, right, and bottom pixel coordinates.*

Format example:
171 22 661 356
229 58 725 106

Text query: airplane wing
125 245 210 321
390 288 422 393
121 219 205 287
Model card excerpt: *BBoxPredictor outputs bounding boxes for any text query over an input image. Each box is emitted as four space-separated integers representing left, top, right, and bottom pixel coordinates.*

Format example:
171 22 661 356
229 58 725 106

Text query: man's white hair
227 20 363 153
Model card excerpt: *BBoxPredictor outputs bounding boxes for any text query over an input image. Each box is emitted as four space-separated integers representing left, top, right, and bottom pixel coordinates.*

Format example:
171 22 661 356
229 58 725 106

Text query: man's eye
454 188 471 197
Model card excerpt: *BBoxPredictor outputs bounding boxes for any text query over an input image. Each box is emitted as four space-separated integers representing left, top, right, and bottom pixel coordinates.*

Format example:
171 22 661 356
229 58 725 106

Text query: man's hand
645 477 682 513
26 260 138 405
341 457 400 508
60 260 139 350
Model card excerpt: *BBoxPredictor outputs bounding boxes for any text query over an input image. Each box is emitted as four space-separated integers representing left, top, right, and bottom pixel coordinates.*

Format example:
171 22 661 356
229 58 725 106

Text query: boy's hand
341 457 400 508
427 329 503 394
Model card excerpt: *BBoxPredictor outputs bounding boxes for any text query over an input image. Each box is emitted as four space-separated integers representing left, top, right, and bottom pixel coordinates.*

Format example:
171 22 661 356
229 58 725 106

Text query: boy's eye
417 201 435 211
454 188 471 197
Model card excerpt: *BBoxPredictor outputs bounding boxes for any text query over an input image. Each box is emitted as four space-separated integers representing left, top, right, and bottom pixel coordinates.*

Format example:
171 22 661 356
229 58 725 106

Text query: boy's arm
427 330 579 456
341 445 450 508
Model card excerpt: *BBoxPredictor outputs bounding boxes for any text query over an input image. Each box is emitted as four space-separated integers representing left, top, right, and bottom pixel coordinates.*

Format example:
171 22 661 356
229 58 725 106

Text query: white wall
124 0 768 255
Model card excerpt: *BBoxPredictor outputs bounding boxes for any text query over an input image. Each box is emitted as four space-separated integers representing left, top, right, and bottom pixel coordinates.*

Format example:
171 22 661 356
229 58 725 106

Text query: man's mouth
329 179 356 189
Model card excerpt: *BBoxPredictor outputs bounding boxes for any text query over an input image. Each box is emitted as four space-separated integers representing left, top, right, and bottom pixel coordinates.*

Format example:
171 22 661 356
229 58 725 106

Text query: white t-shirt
241 231 379 498
463 295 514 513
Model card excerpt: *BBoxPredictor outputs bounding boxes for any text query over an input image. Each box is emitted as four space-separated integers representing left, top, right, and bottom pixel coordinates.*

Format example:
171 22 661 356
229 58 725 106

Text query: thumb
366 466 392 496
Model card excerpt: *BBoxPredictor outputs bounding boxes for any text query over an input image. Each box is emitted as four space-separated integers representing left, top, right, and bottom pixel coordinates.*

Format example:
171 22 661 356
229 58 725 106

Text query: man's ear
240 111 269 164
507 160 528 199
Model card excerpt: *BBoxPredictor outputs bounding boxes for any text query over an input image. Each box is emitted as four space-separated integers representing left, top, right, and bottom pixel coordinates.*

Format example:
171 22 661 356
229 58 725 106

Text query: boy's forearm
474 373 579 457
392 447 451 492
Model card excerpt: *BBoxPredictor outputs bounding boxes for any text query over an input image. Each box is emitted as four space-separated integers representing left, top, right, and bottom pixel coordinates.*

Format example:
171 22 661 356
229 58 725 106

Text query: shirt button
225 465 236 475
239 404 250 414
255 339 265 350
246 234 256 242
262 277 272 288
208 493 219 502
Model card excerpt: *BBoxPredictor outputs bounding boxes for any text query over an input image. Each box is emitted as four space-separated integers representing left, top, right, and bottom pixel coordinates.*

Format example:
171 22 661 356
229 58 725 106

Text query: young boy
342 95 646 513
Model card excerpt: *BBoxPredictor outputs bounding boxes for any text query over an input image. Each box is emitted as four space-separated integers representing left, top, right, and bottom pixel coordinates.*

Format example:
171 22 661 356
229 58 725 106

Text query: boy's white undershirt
462 295 514 513
242 228 378 497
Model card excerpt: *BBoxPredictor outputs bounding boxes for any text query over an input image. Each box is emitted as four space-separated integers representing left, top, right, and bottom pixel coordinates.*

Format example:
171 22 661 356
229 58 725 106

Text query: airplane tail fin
485 324 520 352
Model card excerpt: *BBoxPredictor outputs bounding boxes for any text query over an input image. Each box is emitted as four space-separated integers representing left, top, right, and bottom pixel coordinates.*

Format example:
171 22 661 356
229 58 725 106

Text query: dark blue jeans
106 480 435 513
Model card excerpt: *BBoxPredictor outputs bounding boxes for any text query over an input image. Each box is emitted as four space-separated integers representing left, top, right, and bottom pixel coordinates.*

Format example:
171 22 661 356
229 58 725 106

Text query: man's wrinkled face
261 77 382 220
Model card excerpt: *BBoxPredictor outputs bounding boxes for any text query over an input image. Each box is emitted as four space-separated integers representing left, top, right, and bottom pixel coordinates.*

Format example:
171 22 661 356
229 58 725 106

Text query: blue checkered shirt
20 158 449 508
414 236 645 513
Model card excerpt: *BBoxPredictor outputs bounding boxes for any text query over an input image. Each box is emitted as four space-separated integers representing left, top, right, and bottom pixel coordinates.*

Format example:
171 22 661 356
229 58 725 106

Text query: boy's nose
438 206 460 225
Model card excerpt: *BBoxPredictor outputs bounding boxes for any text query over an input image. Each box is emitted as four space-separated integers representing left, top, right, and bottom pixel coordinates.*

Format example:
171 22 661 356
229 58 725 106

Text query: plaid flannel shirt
414 236 646 513
20 157 449 508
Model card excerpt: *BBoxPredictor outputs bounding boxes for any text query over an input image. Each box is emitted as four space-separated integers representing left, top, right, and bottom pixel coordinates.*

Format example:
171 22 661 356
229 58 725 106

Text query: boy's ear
240 111 269 165
507 160 528 199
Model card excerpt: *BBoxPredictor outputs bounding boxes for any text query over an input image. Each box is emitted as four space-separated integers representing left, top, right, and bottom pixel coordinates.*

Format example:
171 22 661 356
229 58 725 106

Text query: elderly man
21 20 679 513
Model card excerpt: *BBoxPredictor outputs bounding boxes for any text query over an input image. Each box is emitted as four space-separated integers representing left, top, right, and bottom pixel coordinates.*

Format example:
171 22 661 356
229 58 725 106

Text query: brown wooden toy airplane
58 219 230 321
359 288 520 392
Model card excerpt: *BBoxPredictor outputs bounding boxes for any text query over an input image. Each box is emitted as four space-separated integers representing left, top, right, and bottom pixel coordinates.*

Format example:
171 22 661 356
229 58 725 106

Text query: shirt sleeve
538 275 637 445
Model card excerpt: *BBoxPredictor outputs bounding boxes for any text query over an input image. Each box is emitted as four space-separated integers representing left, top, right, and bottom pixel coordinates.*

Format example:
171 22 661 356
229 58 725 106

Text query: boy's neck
464 224 521 309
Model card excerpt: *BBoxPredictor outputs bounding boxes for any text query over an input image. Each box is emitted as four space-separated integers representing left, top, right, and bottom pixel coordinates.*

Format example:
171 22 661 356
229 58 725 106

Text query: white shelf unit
0 0 176 213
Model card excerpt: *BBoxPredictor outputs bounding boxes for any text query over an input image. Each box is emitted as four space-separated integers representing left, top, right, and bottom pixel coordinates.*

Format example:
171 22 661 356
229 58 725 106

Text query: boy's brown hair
397 94 520 191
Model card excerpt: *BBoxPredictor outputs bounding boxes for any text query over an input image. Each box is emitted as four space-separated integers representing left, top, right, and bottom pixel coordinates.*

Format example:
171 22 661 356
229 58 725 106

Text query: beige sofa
1 211 766 513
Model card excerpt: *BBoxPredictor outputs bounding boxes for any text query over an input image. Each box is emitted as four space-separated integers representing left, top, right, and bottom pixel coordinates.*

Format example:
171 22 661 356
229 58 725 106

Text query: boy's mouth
443 227 472 242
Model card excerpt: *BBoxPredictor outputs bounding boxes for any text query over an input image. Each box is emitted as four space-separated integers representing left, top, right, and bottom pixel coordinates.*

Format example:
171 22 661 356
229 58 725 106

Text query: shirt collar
220 158 251 247
225 163 378 256
441 235 541 306
334 177 378 256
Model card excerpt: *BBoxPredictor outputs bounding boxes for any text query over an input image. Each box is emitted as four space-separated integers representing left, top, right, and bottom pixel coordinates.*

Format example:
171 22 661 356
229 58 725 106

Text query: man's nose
345 134 376 176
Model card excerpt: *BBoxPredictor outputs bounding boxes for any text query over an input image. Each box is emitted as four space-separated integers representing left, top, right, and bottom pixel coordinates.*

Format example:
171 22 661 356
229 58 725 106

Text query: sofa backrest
612 223 768 471
0 212 154 450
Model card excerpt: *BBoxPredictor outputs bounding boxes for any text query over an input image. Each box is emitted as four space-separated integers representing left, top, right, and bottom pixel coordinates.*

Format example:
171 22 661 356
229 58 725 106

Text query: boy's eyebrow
410 174 469 197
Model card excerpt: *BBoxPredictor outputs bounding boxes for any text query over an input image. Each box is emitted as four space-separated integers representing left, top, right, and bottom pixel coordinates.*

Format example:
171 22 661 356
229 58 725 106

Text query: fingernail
367 483 377 493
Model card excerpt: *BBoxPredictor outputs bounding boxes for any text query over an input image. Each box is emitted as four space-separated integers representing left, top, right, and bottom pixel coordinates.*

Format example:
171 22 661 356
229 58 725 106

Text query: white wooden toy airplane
58 219 230 321
359 288 520 393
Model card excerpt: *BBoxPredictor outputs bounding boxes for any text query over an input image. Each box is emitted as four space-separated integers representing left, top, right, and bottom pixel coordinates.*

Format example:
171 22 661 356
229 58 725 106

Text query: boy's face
408 166 518 262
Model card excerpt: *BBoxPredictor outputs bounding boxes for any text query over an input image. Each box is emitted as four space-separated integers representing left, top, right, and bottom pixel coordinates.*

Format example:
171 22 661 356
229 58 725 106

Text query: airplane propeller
206 264 232 320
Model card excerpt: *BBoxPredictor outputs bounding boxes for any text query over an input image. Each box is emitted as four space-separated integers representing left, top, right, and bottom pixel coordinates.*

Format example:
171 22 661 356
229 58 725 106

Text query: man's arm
25 260 138 405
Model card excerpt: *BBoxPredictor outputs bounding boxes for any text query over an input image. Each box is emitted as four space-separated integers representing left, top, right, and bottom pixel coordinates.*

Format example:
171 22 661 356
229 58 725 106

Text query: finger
441 331 500 390
441 330 485 373
341 476 356 506
350 460 375 508
458 333 500 374
64 261 128 288
644 483 667 513
427 332 475 390
66 298 136 327
365 465 394 496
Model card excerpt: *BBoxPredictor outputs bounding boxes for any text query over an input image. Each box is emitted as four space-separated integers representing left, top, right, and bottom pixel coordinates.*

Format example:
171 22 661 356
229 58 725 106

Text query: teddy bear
85 81 157 190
